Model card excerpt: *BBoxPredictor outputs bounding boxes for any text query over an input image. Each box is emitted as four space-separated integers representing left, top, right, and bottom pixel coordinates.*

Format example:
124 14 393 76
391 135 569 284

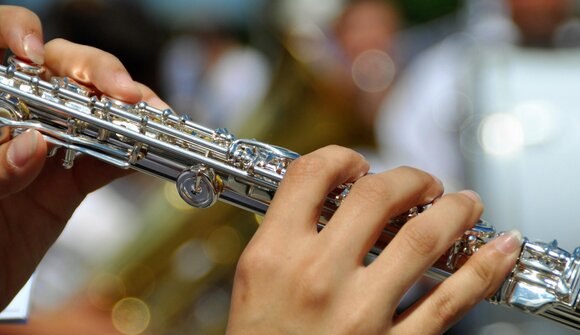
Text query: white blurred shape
173 240 214 281
277 0 344 28
512 101 558 146
60 187 140 262
479 113 524 156
287 23 328 63
477 322 524 335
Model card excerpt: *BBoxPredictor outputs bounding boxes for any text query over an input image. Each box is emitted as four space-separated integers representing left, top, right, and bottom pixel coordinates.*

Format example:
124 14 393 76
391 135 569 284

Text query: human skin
227 145 522 335
0 6 522 334
0 5 168 310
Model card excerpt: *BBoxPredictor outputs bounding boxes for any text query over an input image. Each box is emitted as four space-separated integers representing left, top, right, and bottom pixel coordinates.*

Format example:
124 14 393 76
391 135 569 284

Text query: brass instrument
0 56 578 331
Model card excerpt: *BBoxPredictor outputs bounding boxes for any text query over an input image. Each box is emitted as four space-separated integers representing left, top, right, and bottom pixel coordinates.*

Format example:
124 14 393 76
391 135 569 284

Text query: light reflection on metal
164 181 195 211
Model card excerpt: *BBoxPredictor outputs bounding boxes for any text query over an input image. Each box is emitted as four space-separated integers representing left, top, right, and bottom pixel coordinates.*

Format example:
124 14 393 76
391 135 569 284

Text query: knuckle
45 37 66 49
236 244 276 277
453 193 476 211
351 174 392 205
286 146 368 184
93 49 123 70
234 254 264 292
286 154 326 180
354 173 380 189
232 245 276 298
101 53 122 66
393 165 430 181
394 165 440 190
444 193 480 219
400 223 439 258
323 144 344 152
466 258 495 291
352 173 378 191
296 266 332 308
392 165 422 175
432 288 462 329
293 251 336 308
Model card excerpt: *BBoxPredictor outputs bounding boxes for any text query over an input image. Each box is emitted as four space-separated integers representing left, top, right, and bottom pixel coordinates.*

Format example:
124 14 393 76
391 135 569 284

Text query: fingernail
7 130 38 167
493 229 523 255
459 190 481 202
23 34 44 65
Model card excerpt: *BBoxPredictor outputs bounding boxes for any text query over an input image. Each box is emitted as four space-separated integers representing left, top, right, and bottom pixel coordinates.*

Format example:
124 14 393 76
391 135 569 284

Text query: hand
0 6 168 309
227 145 522 334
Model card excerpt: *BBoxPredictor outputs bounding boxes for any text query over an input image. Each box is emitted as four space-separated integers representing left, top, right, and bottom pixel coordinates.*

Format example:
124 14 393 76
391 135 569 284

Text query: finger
367 190 483 308
320 166 443 263
44 38 142 102
66 153 132 195
392 230 522 335
0 127 10 144
16 149 131 224
135 82 170 109
0 6 44 64
261 145 369 237
0 130 47 199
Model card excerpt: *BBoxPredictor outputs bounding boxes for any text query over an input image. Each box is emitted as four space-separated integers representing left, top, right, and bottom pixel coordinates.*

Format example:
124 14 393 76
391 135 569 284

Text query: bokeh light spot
173 239 214 281
478 113 524 156
203 226 242 265
511 101 558 146
286 23 328 63
87 272 126 311
112 297 151 335
351 49 396 92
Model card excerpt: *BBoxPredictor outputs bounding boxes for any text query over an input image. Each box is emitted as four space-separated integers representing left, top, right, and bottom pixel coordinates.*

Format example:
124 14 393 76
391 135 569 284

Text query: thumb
0 129 47 198
0 6 44 64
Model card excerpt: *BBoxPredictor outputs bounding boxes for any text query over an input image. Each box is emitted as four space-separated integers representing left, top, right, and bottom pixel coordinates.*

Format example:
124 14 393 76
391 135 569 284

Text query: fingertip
491 229 523 256
22 33 44 65
135 82 170 109
0 130 46 196
0 6 43 60
7 129 45 168
147 96 170 109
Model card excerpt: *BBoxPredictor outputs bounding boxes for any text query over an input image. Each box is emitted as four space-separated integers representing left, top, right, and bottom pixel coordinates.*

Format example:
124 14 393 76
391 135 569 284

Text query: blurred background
1 0 580 334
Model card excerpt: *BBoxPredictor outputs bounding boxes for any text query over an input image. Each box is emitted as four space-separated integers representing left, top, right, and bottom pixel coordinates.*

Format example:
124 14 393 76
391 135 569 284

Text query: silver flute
0 56 578 331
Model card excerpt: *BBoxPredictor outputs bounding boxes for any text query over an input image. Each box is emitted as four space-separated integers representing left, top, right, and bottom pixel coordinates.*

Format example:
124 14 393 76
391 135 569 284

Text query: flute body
0 57 579 331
